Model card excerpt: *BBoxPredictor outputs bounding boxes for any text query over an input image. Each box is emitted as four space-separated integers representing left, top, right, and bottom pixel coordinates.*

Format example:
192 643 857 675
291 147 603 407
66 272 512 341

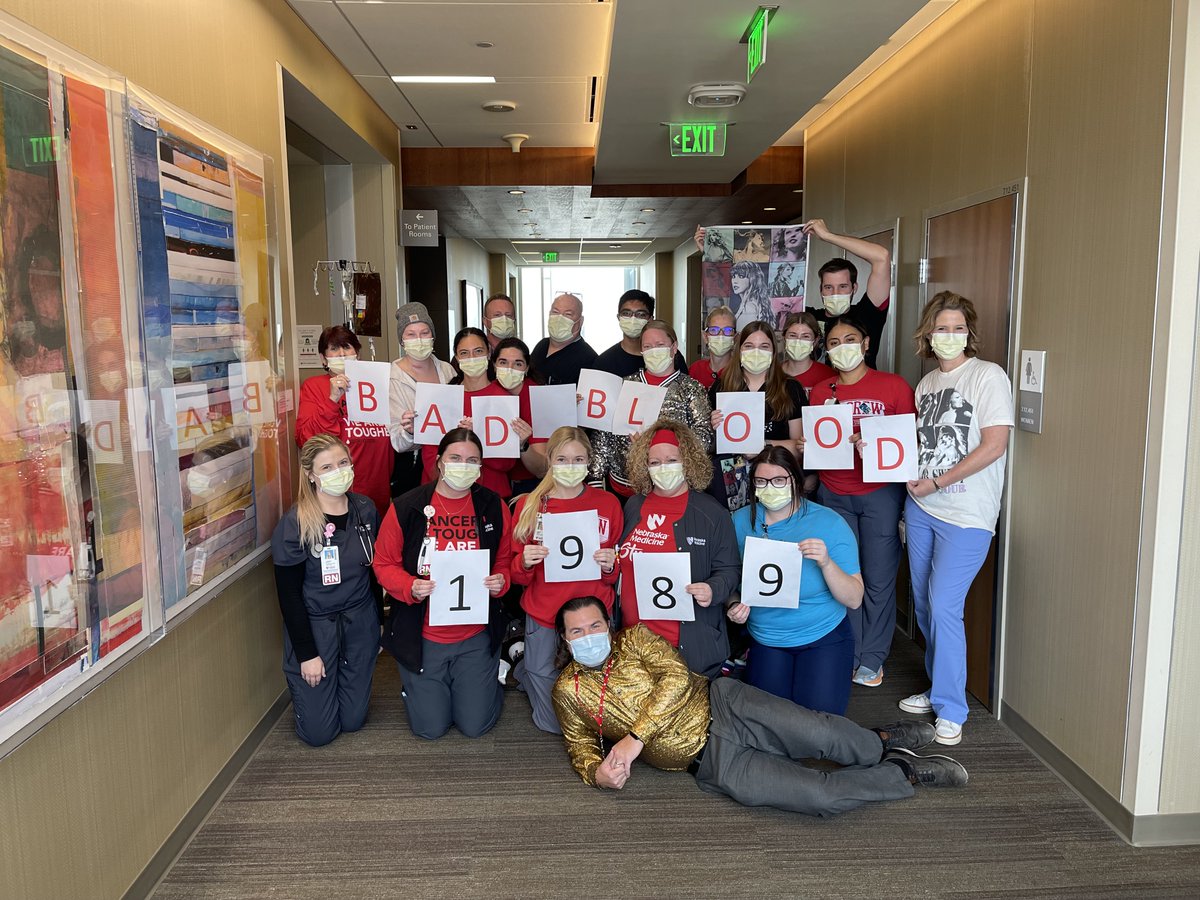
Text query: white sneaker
899 691 932 714
934 717 962 745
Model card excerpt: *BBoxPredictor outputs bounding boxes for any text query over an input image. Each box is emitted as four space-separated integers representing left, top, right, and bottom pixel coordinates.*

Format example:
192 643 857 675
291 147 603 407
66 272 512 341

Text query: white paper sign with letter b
860 413 918 482
471 394 520 458
576 369 622 431
740 536 802 608
542 510 601 583
428 549 490 626
414 383 465 446
716 391 765 454
802 405 855 469
344 360 391 426
613 381 667 437
633 552 695 622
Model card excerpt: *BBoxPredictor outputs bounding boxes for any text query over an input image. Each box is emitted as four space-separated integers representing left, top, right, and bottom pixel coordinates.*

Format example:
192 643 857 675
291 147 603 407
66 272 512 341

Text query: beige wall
289 162 331 372
447 237 491 330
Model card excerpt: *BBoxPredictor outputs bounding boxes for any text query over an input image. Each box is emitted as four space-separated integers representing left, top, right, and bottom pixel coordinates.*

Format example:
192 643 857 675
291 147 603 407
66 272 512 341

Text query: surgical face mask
316 465 354 497
403 337 434 360
619 316 647 339
930 333 968 360
707 335 734 357
547 313 576 343
785 338 814 362
828 343 865 372
489 315 516 339
496 367 525 391
756 484 792 511
569 630 611 668
642 346 673 375
552 463 589 488
824 293 853 316
741 347 773 375
326 356 354 375
458 356 489 378
649 461 686 493
441 461 481 491
99 371 124 392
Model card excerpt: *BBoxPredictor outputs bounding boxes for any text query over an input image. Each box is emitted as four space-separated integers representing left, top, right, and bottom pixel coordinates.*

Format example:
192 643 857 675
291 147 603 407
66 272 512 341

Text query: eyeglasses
752 476 792 488
705 326 736 336
619 310 652 320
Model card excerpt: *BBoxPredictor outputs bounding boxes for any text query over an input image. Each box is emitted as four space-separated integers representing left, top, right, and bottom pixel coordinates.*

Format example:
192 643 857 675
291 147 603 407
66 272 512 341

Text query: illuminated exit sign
669 123 727 157
742 6 778 83
542 251 559 263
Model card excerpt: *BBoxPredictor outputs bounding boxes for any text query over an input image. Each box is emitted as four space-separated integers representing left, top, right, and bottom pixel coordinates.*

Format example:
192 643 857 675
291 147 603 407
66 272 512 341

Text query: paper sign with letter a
860 413 918 482
529 384 578 438
414 383 465 446
802 404 855 469
576 369 622 431
613 381 667 437
471 394 520 459
428 549 490 626
740 536 802 609
542 510 601 583
716 392 765 454
344 360 391 426
633 552 695 622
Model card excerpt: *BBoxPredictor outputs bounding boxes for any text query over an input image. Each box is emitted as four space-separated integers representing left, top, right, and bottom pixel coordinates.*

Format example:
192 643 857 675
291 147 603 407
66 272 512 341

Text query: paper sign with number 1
740 536 802 608
632 552 694 622
428 549 490 626
542 510 601 582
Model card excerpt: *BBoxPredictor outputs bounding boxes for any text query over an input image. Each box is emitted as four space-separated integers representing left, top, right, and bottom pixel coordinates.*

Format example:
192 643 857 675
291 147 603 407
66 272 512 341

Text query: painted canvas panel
702 225 809 332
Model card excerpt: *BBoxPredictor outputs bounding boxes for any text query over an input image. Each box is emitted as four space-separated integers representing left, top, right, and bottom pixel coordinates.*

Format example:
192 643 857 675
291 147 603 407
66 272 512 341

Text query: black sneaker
884 748 969 787
875 720 936 752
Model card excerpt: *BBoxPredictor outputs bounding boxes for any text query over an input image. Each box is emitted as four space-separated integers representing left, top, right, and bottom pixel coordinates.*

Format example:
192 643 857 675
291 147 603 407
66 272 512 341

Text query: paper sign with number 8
632 551 694 622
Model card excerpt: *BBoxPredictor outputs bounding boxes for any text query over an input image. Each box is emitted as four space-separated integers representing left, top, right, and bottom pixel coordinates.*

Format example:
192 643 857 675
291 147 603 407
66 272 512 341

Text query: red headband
650 429 679 448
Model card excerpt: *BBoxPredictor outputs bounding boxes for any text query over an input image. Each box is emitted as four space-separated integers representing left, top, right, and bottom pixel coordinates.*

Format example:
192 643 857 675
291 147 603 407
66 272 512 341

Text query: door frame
852 218 901 374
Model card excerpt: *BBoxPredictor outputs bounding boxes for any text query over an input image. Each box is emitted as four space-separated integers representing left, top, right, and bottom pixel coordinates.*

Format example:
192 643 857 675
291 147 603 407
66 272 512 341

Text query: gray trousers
513 616 563 734
817 482 905 671
694 678 914 817
397 631 503 740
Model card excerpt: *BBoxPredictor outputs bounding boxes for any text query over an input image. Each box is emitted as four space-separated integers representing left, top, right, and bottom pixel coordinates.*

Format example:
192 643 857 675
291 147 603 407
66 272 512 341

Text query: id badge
533 513 545 544
321 545 341 585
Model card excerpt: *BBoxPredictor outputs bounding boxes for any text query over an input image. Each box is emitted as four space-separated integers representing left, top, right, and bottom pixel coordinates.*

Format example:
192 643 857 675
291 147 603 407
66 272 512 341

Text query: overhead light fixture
792 188 803 193
632 221 646 226
741 220 752 224
525 223 538 227
404 124 419 130
640 207 655 213
763 207 776 211
517 207 533 213
582 215 592 220
609 244 622 248
626 232 637 237
475 41 494 49
391 75 496 84
508 189 525 195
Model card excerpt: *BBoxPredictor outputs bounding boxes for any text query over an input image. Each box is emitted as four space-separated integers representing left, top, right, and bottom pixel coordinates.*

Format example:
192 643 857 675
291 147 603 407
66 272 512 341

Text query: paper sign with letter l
344 360 391 426
414 383 465 446
613 381 667 437
576 369 622 431
860 414 918 482
802 405 855 469
529 383 578 438
542 510 601 583
428 549 490 626
472 394 520 458
632 552 695 622
716 391 765 454
740 536 802 608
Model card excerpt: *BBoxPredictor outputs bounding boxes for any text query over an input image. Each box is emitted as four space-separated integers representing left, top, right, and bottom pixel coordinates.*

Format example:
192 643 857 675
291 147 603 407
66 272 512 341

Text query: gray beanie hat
395 301 435 340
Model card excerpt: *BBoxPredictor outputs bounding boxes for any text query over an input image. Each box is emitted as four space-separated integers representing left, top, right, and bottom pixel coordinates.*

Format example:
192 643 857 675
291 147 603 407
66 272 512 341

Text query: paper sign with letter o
530 383 578 438
428 548 490 626
576 369 622 431
633 551 695 622
414 383 465 446
740 536 802 608
471 394 520 458
613 381 667 437
344 360 391 426
802 404 855 469
860 413 918 482
542 510 601 583
716 391 765 454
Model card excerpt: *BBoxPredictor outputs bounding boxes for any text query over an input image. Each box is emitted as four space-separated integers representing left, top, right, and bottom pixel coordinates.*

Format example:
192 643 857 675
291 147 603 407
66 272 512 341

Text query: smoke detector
687 83 746 108
482 99 517 112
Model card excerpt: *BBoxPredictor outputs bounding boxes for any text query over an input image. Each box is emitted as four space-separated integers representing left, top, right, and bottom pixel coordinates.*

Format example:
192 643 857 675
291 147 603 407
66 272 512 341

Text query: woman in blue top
728 447 864 715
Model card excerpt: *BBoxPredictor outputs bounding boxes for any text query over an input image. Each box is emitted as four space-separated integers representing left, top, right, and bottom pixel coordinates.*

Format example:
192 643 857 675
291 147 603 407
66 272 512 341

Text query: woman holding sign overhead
510 426 622 732
374 427 514 740
618 419 741 679
727 447 862 716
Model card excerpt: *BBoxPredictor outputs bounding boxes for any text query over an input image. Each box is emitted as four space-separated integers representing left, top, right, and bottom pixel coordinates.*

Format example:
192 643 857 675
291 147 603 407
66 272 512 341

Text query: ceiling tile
288 1 388 77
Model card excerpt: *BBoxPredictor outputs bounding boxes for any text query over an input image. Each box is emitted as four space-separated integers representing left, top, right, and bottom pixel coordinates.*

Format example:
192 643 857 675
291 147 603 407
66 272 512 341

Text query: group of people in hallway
271 217 1014 818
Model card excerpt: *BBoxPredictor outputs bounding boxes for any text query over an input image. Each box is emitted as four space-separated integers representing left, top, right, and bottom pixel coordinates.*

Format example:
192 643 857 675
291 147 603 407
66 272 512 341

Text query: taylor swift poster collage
0 19 285 741
701 224 808 333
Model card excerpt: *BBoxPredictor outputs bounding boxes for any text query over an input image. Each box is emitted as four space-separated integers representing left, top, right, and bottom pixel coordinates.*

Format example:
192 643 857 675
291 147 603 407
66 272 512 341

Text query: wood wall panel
401 147 595 187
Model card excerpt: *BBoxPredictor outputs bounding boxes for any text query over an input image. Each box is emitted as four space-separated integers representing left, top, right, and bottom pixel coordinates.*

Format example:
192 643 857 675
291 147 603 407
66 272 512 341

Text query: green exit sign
23 134 62 166
542 251 558 263
669 123 727 157
743 6 776 83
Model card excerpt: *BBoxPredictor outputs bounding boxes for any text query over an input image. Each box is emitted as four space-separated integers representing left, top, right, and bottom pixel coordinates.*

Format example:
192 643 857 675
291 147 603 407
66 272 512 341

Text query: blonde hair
641 319 677 344
513 427 593 542
914 291 981 359
627 418 712 496
705 305 735 327
296 433 351 553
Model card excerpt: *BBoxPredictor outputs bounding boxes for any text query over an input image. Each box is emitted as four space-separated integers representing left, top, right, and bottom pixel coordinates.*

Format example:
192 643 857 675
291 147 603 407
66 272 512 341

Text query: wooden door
923 193 1017 710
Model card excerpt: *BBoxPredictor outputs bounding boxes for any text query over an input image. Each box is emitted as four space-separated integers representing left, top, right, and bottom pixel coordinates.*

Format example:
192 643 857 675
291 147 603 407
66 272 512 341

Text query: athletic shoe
934 718 963 746
874 720 936 752
899 691 933 714
884 748 969 787
852 666 883 687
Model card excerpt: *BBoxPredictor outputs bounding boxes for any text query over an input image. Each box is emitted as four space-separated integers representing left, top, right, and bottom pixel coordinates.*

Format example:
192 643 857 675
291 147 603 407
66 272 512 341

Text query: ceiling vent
687 83 746 108
482 100 517 113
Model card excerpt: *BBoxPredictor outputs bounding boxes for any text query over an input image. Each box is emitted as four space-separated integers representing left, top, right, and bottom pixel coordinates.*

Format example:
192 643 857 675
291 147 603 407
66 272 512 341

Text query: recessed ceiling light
525 223 538 227
391 75 496 84
626 232 637 237
582 215 592 220
640 207 655 213
508 189 525 195
609 244 622 249
763 207 777 211
741 220 752 224
404 124 419 130
632 221 646 226
475 41 494 49
793 188 803 193
517 207 533 213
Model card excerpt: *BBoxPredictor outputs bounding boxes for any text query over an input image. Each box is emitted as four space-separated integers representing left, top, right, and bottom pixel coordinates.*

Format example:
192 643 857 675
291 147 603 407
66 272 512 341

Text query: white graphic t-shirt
913 357 1013 533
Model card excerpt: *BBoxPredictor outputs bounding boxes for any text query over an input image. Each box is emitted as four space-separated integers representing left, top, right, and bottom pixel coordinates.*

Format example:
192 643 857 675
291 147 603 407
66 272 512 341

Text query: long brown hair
717 320 793 421
296 433 351 553
513 426 593 542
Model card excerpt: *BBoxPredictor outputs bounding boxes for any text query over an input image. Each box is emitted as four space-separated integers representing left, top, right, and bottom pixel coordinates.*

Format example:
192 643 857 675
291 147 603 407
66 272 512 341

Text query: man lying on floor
551 596 967 816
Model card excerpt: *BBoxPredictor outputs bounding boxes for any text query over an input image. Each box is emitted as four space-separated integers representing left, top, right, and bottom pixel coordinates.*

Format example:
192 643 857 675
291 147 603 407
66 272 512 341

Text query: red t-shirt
808 369 916 495
373 490 514 644
507 381 547 484
511 486 622 627
688 358 723 390
420 380 517 497
617 490 689 647
792 361 836 399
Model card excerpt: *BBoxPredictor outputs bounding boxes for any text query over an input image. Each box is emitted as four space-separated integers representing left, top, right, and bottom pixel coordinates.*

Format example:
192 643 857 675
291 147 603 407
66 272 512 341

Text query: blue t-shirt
732 501 860 648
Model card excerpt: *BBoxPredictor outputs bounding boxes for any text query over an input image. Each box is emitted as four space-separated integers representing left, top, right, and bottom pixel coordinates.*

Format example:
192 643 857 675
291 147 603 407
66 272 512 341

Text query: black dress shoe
875 720 936 752
884 748 969 787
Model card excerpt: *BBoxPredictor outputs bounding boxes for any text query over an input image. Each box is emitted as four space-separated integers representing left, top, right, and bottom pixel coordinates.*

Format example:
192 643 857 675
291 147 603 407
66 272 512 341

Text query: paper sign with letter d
613 381 667 437
428 549 490 626
860 413 918 482
344 360 391 426
802 405 855 469
414 383 465 446
575 369 622 431
471 394 520 458
716 391 765 454
632 552 695 622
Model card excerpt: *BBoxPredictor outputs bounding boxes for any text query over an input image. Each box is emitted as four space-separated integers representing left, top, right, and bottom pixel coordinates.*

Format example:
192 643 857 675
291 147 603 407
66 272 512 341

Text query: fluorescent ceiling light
391 75 496 84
